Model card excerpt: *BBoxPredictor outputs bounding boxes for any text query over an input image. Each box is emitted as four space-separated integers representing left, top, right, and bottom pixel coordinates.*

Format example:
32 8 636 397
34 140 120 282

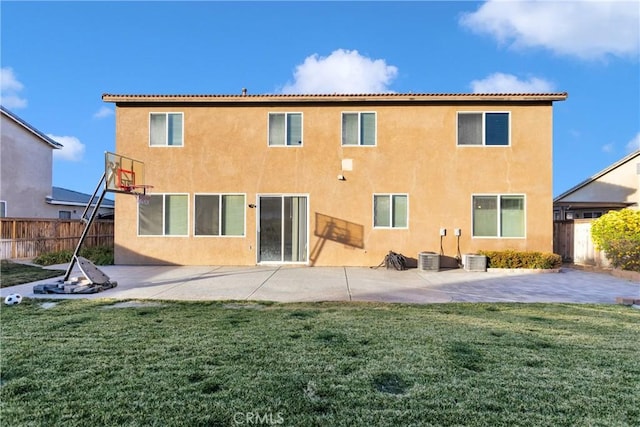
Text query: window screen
500 196 524 237
473 196 498 237
458 113 482 145
342 113 359 145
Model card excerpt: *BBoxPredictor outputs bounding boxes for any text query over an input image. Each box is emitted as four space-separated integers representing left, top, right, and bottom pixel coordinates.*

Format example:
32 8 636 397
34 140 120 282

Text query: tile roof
102 92 568 103
0 106 63 149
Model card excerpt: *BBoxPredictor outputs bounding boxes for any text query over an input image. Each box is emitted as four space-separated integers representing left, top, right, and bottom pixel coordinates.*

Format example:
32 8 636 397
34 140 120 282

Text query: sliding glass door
259 196 308 263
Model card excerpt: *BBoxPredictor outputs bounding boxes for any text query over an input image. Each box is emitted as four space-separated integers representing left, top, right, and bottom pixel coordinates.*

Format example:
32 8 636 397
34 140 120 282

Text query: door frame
256 193 310 265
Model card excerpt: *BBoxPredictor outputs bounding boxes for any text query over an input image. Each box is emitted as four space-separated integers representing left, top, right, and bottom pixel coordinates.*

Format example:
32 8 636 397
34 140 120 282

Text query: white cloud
460 0 640 61
0 67 27 109
470 72 555 93
49 135 85 162
280 49 398 94
93 106 113 119
601 143 615 153
626 132 640 152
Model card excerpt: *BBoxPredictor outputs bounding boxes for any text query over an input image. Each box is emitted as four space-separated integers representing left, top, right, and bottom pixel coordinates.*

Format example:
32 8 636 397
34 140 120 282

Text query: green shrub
33 250 73 266
591 209 640 272
33 246 114 266
479 250 562 269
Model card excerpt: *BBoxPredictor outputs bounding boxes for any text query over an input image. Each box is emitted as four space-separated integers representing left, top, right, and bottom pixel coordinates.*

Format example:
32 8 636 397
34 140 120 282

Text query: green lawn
0 260 64 288
1 300 638 426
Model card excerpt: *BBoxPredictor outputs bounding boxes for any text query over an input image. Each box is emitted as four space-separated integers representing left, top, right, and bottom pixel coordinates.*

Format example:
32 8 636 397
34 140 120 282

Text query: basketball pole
63 172 108 282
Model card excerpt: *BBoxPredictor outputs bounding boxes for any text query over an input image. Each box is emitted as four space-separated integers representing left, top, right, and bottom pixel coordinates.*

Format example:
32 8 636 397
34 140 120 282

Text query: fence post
11 219 17 259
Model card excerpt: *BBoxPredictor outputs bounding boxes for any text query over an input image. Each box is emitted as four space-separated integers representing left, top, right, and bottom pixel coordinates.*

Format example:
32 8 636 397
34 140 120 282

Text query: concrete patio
2 263 639 304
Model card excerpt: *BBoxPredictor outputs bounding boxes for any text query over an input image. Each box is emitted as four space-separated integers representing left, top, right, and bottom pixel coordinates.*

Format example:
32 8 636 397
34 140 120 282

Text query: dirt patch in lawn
102 301 167 309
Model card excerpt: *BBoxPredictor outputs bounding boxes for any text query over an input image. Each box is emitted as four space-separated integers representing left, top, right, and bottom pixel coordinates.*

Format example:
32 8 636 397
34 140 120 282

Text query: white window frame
137 193 189 237
373 193 409 229
471 194 526 238
457 111 511 147
149 112 184 147
342 111 377 146
194 193 246 237
0 200 6 218
267 112 303 147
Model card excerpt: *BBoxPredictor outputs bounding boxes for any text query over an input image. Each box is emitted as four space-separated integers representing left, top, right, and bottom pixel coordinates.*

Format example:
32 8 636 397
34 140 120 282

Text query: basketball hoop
104 152 153 203
137 194 151 205
128 185 154 205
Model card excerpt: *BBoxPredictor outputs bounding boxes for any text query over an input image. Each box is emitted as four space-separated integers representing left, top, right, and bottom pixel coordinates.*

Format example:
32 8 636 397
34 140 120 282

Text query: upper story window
342 112 376 146
458 112 510 146
150 113 183 147
268 113 302 146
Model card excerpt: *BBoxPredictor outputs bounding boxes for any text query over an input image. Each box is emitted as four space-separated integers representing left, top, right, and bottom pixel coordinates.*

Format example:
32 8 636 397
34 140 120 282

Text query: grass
0 260 64 288
1 300 639 426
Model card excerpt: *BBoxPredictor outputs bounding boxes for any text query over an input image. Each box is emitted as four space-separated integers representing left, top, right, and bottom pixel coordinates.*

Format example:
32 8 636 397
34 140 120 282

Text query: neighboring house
554 150 640 220
552 150 639 266
102 92 567 266
47 186 115 220
0 106 63 218
0 106 114 219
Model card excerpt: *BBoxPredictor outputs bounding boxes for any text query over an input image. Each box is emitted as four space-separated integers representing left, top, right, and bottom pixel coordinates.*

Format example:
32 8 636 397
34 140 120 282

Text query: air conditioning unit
418 252 440 271
463 254 487 272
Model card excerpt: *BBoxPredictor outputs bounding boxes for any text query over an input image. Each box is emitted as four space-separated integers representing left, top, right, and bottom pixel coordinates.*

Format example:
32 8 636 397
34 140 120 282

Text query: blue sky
1 1 638 198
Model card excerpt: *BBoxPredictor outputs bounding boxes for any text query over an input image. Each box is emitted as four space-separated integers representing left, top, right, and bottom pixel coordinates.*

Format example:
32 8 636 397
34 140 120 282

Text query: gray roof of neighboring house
0 105 63 149
554 150 640 203
48 186 115 208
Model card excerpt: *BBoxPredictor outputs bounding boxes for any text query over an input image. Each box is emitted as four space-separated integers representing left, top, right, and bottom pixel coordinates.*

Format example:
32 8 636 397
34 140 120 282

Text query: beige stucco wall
0 115 55 218
112 101 554 266
559 154 639 206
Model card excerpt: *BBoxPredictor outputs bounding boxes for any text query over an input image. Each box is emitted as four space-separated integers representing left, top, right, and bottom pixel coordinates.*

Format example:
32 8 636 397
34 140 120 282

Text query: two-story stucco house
1 106 63 218
102 92 567 266
0 106 115 219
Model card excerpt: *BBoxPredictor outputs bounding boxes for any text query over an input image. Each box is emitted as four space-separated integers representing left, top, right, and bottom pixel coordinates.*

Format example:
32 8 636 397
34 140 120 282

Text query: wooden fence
0 218 114 259
553 219 609 267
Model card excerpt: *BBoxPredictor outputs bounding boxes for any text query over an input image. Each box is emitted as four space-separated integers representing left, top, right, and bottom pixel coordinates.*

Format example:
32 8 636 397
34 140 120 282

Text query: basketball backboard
104 151 148 194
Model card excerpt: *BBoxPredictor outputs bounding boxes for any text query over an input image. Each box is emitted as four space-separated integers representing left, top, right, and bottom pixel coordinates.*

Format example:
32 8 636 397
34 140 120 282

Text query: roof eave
553 201 636 208
102 92 568 104
0 106 63 149
46 199 115 208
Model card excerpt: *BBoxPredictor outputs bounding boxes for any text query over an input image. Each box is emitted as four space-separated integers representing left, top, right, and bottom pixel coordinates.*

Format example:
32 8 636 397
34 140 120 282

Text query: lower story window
58 210 71 219
374 194 408 228
139 194 188 236
194 194 245 236
0 201 6 218
473 194 525 237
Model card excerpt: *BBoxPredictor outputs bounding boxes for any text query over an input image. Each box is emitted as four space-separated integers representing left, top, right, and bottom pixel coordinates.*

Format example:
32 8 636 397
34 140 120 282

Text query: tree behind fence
0 218 114 259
